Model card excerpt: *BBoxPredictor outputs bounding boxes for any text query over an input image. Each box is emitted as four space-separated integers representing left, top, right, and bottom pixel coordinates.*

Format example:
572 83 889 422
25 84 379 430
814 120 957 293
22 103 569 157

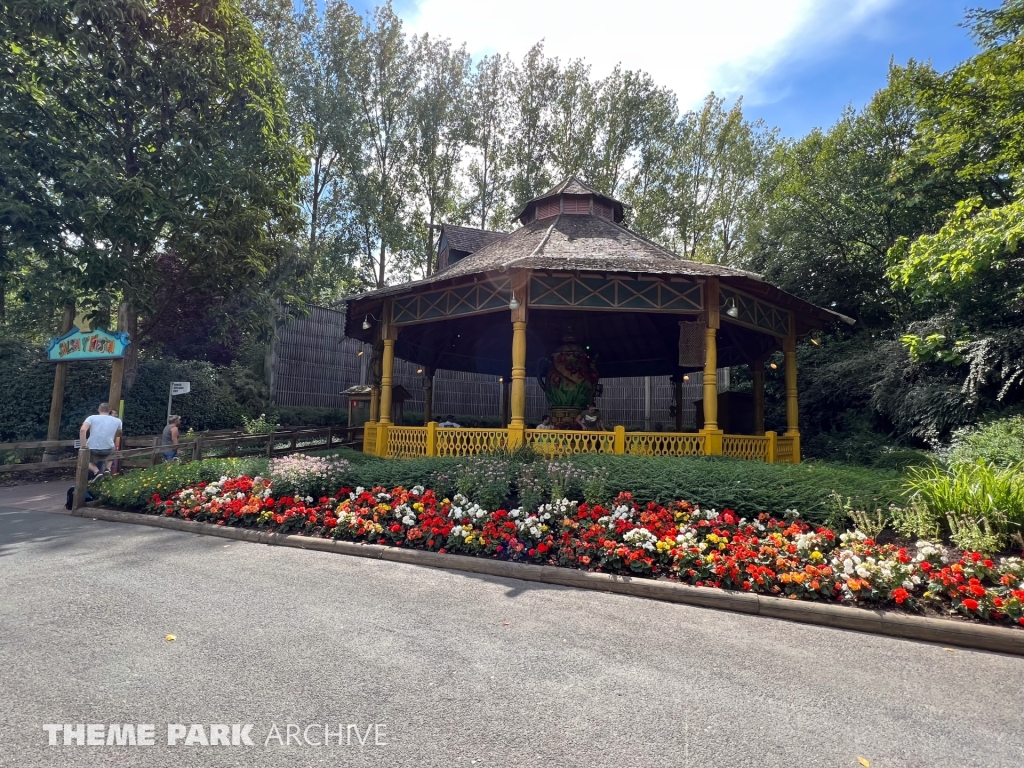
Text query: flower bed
147 475 1024 628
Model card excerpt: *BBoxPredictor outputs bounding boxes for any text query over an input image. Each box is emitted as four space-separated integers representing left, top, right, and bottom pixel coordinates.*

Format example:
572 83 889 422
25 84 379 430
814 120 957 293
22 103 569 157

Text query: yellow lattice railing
525 429 616 458
722 434 769 462
386 426 428 458
776 436 795 464
625 432 705 457
436 427 509 457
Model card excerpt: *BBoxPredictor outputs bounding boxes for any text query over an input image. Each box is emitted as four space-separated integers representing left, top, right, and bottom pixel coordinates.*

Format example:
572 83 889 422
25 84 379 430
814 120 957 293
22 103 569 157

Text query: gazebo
344 177 852 463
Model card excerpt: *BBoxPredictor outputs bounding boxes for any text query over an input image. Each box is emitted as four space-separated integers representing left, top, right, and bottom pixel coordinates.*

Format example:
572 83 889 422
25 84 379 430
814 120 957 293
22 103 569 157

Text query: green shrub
945 415 1024 468
902 460 1024 551
99 451 900 527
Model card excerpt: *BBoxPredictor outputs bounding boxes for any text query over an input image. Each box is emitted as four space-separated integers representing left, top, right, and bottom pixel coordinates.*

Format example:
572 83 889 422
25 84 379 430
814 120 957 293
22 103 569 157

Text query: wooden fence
1 425 362 476
271 305 731 427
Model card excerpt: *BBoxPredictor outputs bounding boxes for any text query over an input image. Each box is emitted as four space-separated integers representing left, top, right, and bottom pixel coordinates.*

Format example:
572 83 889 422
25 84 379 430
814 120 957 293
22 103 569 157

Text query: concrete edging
73 505 1024 656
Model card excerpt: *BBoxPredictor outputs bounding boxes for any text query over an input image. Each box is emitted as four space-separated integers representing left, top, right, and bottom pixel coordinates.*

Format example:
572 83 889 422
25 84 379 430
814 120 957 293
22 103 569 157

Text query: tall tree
348 2 416 289
506 43 558 212
466 53 511 230
409 34 472 276
0 0 306 372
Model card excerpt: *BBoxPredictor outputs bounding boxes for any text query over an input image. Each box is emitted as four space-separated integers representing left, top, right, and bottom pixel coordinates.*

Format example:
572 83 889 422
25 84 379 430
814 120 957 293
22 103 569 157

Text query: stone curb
74 506 1024 656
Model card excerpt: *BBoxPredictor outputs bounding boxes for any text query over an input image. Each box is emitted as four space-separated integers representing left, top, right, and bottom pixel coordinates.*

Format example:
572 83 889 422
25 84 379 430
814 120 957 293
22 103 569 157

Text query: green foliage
107 451 899 528
241 413 280 435
945 414 1024 467
0 0 306 335
98 457 269 510
0 340 271 442
889 496 942 540
902 460 1024 550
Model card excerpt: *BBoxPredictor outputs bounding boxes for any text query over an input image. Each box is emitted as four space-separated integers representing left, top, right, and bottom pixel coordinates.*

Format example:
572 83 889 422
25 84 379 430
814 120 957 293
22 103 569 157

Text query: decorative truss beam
392 277 512 326
720 285 791 338
528 273 702 313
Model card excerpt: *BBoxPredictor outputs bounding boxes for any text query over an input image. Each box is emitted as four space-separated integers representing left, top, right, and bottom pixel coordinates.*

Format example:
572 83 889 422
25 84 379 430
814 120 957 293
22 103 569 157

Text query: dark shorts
90 448 114 458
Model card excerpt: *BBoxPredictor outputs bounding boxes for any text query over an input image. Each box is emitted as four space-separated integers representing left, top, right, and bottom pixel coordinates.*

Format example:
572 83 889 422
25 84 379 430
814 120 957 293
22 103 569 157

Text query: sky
325 0 997 138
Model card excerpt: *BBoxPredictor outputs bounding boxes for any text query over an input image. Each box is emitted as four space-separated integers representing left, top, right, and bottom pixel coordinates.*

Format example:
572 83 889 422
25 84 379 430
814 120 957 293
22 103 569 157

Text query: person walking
161 415 181 461
79 402 123 480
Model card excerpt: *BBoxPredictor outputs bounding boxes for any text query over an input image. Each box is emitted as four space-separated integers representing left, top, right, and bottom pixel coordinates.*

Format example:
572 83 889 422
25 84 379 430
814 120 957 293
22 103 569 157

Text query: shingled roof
439 224 506 257
345 177 854 336
352 212 761 304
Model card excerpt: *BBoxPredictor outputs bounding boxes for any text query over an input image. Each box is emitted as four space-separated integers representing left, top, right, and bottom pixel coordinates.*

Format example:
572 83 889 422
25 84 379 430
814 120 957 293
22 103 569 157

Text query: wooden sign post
42 303 76 463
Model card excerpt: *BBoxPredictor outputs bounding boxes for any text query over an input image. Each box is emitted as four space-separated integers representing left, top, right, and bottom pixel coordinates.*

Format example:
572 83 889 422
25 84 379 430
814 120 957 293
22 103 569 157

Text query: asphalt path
1 483 1022 768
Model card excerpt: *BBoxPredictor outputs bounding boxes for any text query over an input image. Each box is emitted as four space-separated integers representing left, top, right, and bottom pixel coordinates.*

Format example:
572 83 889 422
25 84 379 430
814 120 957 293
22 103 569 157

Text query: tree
506 43 559 212
887 0 1024 407
408 34 472 276
347 2 416 289
0 0 306 374
466 53 511 231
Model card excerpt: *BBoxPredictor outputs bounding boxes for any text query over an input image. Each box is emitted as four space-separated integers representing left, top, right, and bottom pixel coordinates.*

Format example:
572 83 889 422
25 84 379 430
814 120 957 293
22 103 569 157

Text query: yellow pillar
508 271 529 449
614 425 625 454
752 359 765 436
784 346 800 464
377 337 395 457
508 321 527 448
783 317 800 463
379 338 395 425
701 277 723 455
765 430 777 463
426 421 438 457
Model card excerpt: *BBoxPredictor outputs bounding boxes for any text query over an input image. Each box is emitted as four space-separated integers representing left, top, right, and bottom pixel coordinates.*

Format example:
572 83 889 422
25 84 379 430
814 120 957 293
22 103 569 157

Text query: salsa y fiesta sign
46 328 130 361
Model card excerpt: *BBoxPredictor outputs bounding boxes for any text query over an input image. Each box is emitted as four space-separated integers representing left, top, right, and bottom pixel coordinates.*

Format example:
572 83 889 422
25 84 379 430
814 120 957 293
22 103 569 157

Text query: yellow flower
810 551 824 561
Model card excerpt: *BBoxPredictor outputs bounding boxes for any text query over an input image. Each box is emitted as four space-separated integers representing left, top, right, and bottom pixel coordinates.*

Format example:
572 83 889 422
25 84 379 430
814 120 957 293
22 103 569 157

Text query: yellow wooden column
376 304 398 457
701 277 723 455
508 272 529 449
752 357 766 436
784 317 801 463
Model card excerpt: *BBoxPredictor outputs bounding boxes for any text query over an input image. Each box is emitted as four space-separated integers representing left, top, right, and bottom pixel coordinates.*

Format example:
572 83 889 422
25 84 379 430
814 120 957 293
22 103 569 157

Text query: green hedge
101 449 899 526
0 337 277 441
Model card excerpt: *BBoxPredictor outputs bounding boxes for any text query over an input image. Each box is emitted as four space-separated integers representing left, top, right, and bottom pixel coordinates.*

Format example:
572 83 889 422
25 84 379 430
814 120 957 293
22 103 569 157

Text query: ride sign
46 328 130 362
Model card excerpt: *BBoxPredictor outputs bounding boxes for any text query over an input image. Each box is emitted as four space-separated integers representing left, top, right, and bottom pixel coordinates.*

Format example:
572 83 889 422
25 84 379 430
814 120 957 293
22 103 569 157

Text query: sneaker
103 469 113 480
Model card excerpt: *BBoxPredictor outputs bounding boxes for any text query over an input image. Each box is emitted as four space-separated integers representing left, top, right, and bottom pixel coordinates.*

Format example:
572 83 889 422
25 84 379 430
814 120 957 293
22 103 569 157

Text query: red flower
970 583 986 598
892 588 910 605
962 598 980 611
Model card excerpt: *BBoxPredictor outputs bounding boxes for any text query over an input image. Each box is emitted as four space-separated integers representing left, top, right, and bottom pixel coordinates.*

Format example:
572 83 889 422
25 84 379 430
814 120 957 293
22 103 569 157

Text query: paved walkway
1 482 1023 767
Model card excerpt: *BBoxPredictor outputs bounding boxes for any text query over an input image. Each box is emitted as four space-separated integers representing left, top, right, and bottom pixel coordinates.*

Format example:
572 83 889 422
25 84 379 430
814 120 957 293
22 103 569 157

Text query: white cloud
403 0 896 109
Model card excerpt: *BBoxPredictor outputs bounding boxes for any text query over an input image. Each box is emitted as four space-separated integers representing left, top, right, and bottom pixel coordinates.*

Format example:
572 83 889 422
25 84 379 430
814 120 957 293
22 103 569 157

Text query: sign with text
46 328 130 362
171 382 191 395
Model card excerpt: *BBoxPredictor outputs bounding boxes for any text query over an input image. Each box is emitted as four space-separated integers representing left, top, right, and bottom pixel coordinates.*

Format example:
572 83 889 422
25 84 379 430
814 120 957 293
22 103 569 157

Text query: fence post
426 421 438 457
192 436 202 463
326 426 333 450
72 447 91 512
613 425 625 455
266 431 275 458
151 436 160 467
701 428 723 456
289 432 297 451
765 431 777 464
376 423 390 458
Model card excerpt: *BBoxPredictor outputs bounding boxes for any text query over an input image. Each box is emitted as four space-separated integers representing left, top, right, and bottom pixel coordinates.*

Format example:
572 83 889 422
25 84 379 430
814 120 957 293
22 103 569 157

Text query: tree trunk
123 301 139 391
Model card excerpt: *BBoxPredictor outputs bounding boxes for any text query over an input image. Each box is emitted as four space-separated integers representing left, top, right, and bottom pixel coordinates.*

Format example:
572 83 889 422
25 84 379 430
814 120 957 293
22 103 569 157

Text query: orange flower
848 579 862 591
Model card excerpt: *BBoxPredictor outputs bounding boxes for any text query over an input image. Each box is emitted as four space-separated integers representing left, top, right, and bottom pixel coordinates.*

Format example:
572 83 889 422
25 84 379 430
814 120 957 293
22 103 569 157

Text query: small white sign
171 382 191 395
